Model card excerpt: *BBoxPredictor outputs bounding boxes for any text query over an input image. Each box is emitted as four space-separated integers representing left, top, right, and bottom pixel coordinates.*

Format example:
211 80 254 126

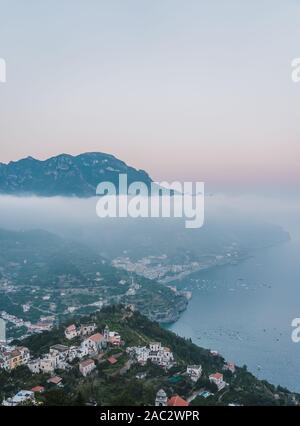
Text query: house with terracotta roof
3 346 30 371
47 376 63 387
79 359 96 376
65 324 78 340
209 372 226 391
31 386 45 393
83 333 105 354
167 395 189 407
103 325 122 346
107 356 118 365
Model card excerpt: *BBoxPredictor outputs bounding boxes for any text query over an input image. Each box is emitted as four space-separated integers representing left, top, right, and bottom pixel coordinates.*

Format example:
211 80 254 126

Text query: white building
79 359 96 377
27 359 41 374
2 390 35 406
104 326 122 346
0 351 10 370
82 333 105 354
29 344 69 374
149 342 161 352
149 345 174 368
39 356 56 373
65 324 78 340
209 372 226 391
128 346 150 365
49 344 69 366
80 323 96 337
155 389 168 406
187 365 202 382
0 346 30 371
68 345 86 362
128 342 175 369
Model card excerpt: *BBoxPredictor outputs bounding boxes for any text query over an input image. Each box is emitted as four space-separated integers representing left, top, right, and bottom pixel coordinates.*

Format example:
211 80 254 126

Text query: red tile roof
209 373 223 380
31 386 45 393
167 395 189 407
48 376 62 385
107 356 118 365
89 333 104 343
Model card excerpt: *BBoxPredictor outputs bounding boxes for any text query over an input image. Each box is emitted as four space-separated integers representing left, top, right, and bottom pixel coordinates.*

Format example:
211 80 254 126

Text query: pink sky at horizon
0 1 299 190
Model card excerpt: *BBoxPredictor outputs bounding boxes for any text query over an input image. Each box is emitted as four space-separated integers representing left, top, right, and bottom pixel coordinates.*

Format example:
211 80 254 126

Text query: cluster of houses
154 360 236 406
1 323 124 406
27 323 122 377
0 311 55 338
206 361 236 392
0 345 30 371
64 323 96 340
0 311 238 407
207 361 236 391
126 342 175 369
1 311 28 329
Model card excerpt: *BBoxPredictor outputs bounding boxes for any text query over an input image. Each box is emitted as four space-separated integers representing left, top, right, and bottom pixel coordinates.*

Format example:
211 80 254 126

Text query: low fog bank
0 194 299 259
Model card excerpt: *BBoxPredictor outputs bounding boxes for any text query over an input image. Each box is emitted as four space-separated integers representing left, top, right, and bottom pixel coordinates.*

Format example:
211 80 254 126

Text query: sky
0 0 299 191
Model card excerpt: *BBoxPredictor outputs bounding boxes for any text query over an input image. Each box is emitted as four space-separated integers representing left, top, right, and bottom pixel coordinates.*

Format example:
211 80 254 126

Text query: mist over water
0 193 299 246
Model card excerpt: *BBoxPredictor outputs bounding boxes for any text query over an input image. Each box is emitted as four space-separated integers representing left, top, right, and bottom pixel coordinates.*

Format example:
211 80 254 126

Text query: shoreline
163 238 300 393
159 240 290 325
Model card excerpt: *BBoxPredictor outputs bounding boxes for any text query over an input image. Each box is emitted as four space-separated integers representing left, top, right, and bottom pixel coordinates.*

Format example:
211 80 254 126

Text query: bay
167 239 300 392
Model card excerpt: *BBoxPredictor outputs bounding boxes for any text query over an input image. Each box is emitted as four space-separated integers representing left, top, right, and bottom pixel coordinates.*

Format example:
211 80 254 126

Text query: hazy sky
0 0 299 189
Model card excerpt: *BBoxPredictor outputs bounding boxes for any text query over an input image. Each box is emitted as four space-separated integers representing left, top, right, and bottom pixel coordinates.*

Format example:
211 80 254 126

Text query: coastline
159 237 291 325
164 238 300 393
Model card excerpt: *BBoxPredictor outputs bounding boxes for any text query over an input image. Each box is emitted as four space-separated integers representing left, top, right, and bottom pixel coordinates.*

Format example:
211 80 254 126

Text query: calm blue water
167 240 300 392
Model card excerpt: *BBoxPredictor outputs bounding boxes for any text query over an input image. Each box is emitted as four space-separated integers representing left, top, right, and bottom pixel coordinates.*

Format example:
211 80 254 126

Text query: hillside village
0 305 299 406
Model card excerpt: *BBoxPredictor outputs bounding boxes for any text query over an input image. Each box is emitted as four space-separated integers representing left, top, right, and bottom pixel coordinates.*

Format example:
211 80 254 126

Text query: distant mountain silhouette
0 152 153 197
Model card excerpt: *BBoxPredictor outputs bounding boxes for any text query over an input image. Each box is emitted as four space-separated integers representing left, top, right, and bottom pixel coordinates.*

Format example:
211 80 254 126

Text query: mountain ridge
0 152 153 197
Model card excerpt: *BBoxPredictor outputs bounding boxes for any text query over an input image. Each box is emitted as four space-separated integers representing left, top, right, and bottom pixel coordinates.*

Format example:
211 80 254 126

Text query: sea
167 238 300 392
